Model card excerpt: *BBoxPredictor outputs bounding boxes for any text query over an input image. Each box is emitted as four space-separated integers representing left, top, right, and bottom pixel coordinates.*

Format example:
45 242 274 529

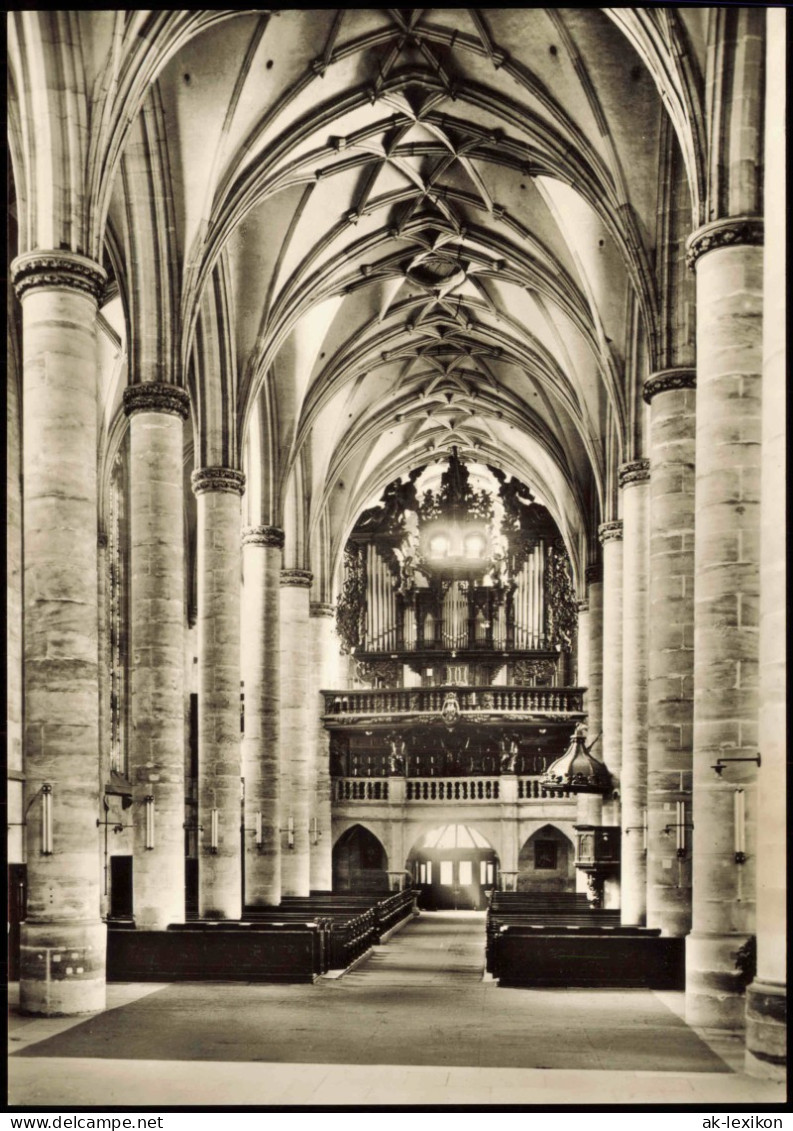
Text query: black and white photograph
6 6 787 1115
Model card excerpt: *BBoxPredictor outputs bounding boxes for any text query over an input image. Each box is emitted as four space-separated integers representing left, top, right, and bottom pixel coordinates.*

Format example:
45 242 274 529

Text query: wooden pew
491 926 685 989
485 891 620 973
245 906 376 970
107 920 324 983
278 890 416 943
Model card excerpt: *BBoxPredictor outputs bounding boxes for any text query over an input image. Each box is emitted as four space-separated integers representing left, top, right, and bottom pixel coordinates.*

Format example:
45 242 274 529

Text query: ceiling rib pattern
12 7 702 581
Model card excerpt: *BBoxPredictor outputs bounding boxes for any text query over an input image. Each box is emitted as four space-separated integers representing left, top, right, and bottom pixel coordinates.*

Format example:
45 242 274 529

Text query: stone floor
8 912 787 1109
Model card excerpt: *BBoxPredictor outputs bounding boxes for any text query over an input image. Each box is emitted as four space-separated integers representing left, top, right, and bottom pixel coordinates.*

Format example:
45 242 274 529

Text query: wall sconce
734 788 746 864
254 810 263 850
624 809 648 851
210 808 219 854
41 783 54 855
144 794 155 851
287 815 295 850
711 754 761 776
660 801 691 859
675 800 686 858
311 817 320 846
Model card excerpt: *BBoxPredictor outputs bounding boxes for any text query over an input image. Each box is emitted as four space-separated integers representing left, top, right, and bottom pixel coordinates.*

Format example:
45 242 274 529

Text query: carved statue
386 734 406 775
499 734 519 773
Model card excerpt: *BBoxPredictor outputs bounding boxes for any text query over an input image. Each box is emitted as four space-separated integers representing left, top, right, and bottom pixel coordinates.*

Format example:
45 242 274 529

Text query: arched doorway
332 825 389 892
407 824 498 910
517 824 575 893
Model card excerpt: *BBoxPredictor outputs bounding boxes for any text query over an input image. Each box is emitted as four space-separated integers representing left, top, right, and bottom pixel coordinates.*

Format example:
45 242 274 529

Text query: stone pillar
575 596 596 892
746 11 786 1078
576 599 590 692
599 522 623 816
279 569 313 896
124 382 190 931
241 526 283 906
12 251 107 1014
644 369 696 936
619 461 650 925
6 295 23 817
685 217 763 1029
310 603 337 891
192 468 245 919
585 564 603 744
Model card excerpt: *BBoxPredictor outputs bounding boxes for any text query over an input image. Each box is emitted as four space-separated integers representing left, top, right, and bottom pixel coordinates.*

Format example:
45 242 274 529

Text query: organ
337 448 575 689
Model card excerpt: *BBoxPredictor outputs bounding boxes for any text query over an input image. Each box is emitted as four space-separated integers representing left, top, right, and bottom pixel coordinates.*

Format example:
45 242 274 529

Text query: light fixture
41 783 53 855
287 816 295 850
734 789 746 864
659 802 692 859
210 808 219 854
624 808 648 851
675 800 686 858
254 810 263 849
711 754 761 776
463 531 486 558
311 817 320 846
144 794 155 851
429 533 449 558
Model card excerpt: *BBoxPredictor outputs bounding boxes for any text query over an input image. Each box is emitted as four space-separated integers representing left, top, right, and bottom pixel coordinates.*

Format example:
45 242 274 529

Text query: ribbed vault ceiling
89 8 707 584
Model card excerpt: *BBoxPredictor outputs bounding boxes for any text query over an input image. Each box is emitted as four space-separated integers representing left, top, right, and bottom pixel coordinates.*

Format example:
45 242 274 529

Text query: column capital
577 599 590 613
598 520 623 544
11 250 106 302
310 602 336 618
280 569 313 589
585 563 602 585
686 216 763 270
643 367 696 404
618 459 650 488
191 467 246 496
242 525 284 549
123 383 190 420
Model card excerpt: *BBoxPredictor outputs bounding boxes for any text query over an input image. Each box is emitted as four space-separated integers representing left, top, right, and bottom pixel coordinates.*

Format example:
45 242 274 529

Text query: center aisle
15 910 732 1074
342 910 486 986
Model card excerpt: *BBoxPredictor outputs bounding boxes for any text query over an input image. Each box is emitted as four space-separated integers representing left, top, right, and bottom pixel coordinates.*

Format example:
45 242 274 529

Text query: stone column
619 461 650 925
574 595 597 891
746 10 786 1077
241 526 283 906
585 564 603 744
280 569 313 896
192 468 245 919
599 522 623 816
644 369 696 936
124 382 190 931
12 251 107 1014
685 218 763 1030
576 599 589 693
310 603 337 892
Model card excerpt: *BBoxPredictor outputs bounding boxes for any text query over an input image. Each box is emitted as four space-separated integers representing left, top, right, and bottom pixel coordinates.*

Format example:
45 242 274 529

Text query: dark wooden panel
107 927 320 983
493 933 685 989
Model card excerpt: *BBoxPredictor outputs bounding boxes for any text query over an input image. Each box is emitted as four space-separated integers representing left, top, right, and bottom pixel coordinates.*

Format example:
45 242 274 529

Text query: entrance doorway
408 824 498 910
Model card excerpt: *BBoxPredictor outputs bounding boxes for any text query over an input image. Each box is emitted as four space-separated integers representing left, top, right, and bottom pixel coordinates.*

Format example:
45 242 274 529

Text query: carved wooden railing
322 685 585 716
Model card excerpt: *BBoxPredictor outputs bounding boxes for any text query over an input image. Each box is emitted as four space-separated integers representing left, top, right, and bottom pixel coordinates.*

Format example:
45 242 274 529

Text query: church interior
7 7 786 1109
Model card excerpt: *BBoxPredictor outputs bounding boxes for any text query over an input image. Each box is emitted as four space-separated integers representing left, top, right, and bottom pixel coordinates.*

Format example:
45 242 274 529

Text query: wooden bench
107 922 323 983
244 906 376 970
277 890 416 943
491 927 685 989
